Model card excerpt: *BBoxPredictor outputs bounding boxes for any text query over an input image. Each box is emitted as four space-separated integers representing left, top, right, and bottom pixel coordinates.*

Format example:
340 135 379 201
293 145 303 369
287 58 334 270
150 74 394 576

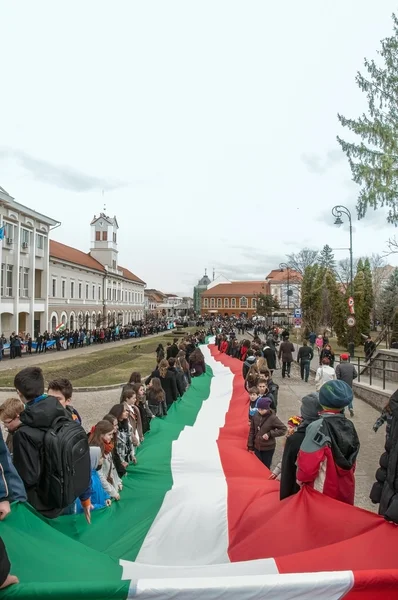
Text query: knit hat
257 397 272 410
300 393 322 423
340 353 350 361
319 380 353 410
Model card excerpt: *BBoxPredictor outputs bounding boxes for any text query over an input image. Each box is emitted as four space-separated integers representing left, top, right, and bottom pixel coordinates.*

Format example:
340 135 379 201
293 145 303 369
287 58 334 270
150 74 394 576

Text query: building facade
48 213 145 331
201 281 270 317
0 186 60 336
265 269 302 314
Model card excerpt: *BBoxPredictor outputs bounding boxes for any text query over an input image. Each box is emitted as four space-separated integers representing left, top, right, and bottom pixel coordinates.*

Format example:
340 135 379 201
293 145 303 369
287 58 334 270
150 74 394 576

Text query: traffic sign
294 308 302 318
294 317 302 328
347 316 356 328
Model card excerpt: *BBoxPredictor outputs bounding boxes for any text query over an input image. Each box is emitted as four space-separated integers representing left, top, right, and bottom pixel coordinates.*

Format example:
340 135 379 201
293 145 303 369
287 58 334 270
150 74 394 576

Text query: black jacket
167 344 179 359
280 429 306 500
370 390 398 523
13 395 71 518
146 369 178 406
263 346 276 370
242 356 256 379
297 346 314 362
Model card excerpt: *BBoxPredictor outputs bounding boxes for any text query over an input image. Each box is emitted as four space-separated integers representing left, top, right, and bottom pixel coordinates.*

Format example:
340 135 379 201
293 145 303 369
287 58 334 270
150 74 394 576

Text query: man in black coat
263 340 276 374
280 393 321 500
370 389 398 523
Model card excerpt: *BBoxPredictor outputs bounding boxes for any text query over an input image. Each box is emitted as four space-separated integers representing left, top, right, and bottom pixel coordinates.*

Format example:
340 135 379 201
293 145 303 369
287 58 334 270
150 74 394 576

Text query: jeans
300 360 310 382
254 448 275 469
282 361 291 378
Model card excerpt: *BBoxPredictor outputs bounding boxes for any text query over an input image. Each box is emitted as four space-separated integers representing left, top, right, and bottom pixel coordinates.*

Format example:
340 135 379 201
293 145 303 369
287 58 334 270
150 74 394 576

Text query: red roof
50 240 145 285
202 281 269 297
266 269 302 282
50 240 105 273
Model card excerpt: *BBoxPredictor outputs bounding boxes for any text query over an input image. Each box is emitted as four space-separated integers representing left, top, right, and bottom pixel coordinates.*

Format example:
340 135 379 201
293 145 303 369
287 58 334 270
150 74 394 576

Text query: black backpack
38 415 90 510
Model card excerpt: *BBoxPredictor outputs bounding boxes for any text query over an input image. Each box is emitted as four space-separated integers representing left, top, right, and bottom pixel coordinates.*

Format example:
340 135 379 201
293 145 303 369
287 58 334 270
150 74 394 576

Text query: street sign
347 316 356 327
294 317 302 328
347 297 355 315
294 308 302 318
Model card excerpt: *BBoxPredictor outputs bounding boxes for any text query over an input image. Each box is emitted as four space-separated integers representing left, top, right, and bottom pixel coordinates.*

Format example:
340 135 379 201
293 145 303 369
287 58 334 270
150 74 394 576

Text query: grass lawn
0 329 196 388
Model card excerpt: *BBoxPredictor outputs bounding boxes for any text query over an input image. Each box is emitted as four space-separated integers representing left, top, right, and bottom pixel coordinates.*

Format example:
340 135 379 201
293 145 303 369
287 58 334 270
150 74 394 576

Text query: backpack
38 415 90 510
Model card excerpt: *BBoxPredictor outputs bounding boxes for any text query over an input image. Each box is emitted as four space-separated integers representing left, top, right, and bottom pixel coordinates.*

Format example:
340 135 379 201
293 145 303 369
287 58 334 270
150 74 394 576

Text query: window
112 260 116 269
231 298 236 308
240 296 248 308
98 286 101 300
70 281 75 298
95 231 101 241
36 234 44 249
112 288 116 301
52 277 57 298
210 298 215 308
217 298 222 308
92 285 95 300
251 298 257 308
102 231 108 241
78 283 82 299
107 288 111 301
113 232 117 243
21 228 30 247
1 264 13 296
4 222 15 241
62 280 66 298
203 298 209 308
224 298 229 308
86 284 89 299
125 291 127 302
117 289 121 302
129 292 131 303
19 267 29 297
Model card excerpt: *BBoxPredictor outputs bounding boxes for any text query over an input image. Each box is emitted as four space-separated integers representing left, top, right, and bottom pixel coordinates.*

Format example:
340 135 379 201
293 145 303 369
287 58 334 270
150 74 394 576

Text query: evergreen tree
337 14 398 225
353 261 367 344
256 294 280 318
319 244 335 271
363 257 374 330
326 271 347 347
380 267 398 325
301 265 325 333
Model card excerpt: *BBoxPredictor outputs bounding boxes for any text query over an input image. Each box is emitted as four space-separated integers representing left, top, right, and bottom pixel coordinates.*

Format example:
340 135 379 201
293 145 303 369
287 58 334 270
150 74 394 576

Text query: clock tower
90 212 119 269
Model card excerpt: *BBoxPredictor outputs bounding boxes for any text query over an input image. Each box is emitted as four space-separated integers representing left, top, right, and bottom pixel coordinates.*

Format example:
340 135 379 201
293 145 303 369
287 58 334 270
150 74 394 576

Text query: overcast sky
1 1 398 295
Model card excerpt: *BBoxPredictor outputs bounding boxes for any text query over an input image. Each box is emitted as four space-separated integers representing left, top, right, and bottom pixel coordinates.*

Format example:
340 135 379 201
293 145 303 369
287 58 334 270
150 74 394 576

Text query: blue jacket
0 432 26 503
76 470 109 513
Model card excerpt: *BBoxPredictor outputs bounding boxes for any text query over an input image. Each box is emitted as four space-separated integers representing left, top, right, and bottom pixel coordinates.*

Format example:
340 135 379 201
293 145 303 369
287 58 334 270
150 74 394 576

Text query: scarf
104 441 114 454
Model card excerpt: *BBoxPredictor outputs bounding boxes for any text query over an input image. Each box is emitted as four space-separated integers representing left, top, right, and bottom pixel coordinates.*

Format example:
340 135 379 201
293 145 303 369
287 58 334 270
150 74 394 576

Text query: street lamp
279 262 291 325
331 205 353 297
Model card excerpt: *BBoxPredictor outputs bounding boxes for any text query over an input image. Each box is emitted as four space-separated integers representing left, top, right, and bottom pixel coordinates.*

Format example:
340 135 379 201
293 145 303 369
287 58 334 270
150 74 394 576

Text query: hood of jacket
90 446 102 470
244 356 256 368
323 414 360 470
389 389 398 417
20 395 68 429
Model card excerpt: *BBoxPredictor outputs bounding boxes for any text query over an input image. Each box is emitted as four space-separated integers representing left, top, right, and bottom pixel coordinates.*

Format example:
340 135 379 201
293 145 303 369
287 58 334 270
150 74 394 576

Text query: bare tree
370 253 387 326
335 257 359 290
386 236 398 256
286 248 319 275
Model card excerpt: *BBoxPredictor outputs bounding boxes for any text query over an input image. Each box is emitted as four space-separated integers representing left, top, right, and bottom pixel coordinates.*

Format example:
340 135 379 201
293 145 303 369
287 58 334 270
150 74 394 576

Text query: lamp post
331 205 354 352
279 262 291 326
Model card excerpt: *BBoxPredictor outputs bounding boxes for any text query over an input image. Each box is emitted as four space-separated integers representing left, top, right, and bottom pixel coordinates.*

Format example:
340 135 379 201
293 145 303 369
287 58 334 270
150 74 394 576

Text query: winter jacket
278 341 295 363
315 365 336 392
169 366 186 397
147 389 167 417
146 369 178 405
263 346 276 370
247 410 287 451
13 395 82 518
220 341 228 354
189 359 206 377
370 390 398 523
373 409 393 440
280 429 306 500
0 431 26 504
98 452 122 499
296 413 360 505
320 348 335 366
335 363 357 388
242 356 256 379
297 346 314 363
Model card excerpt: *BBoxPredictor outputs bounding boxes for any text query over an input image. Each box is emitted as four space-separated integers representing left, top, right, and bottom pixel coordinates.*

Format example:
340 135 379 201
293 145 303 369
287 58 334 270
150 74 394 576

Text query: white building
48 212 145 331
0 186 59 336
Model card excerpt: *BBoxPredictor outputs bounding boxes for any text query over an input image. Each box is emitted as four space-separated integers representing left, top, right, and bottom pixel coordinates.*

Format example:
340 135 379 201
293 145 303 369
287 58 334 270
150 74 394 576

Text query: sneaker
349 409 354 417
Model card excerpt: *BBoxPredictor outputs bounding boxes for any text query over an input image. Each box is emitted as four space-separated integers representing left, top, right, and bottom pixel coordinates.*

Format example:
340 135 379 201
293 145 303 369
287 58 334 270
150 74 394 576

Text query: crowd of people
0 330 206 589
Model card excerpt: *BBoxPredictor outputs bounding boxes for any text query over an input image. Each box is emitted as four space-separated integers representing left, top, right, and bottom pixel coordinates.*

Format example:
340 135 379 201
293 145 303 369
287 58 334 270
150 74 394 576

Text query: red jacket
296 413 359 505
220 341 228 354
240 346 248 362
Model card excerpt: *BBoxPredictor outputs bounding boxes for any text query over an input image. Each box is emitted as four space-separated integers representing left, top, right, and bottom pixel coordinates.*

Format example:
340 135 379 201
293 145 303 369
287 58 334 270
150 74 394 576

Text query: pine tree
337 14 398 225
363 257 374 330
301 265 325 333
256 293 280 318
326 271 347 347
319 244 335 271
380 267 398 325
353 261 367 344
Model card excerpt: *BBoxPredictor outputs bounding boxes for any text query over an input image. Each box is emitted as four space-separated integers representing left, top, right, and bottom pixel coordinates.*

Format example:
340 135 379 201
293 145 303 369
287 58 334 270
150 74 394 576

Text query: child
315 357 336 392
247 397 287 469
47 378 82 424
263 369 279 410
257 378 276 411
132 383 154 434
89 420 122 501
269 415 302 480
109 404 133 467
373 397 393 441
0 397 25 455
147 378 167 417
248 387 260 422
76 446 111 513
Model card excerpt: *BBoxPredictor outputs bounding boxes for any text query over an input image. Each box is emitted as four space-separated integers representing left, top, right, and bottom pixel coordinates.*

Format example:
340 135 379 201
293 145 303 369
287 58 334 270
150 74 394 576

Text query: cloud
0 148 125 192
301 149 344 174
213 245 285 280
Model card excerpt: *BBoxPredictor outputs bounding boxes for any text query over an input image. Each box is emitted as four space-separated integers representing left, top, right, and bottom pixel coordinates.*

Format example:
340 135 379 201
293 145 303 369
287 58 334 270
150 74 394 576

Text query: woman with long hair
88 420 122 501
132 382 153 434
102 413 128 475
129 371 142 385
245 364 259 391
120 385 143 448
146 377 167 417
109 404 133 467
145 358 178 407
189 348 206 377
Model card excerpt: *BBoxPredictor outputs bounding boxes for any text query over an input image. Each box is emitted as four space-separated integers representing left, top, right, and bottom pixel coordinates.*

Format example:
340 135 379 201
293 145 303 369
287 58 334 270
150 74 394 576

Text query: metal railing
332 354 398 391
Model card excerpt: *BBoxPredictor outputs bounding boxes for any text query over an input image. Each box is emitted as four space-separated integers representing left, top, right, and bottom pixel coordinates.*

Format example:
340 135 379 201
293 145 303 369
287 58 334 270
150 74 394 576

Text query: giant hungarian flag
1 342 398 598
